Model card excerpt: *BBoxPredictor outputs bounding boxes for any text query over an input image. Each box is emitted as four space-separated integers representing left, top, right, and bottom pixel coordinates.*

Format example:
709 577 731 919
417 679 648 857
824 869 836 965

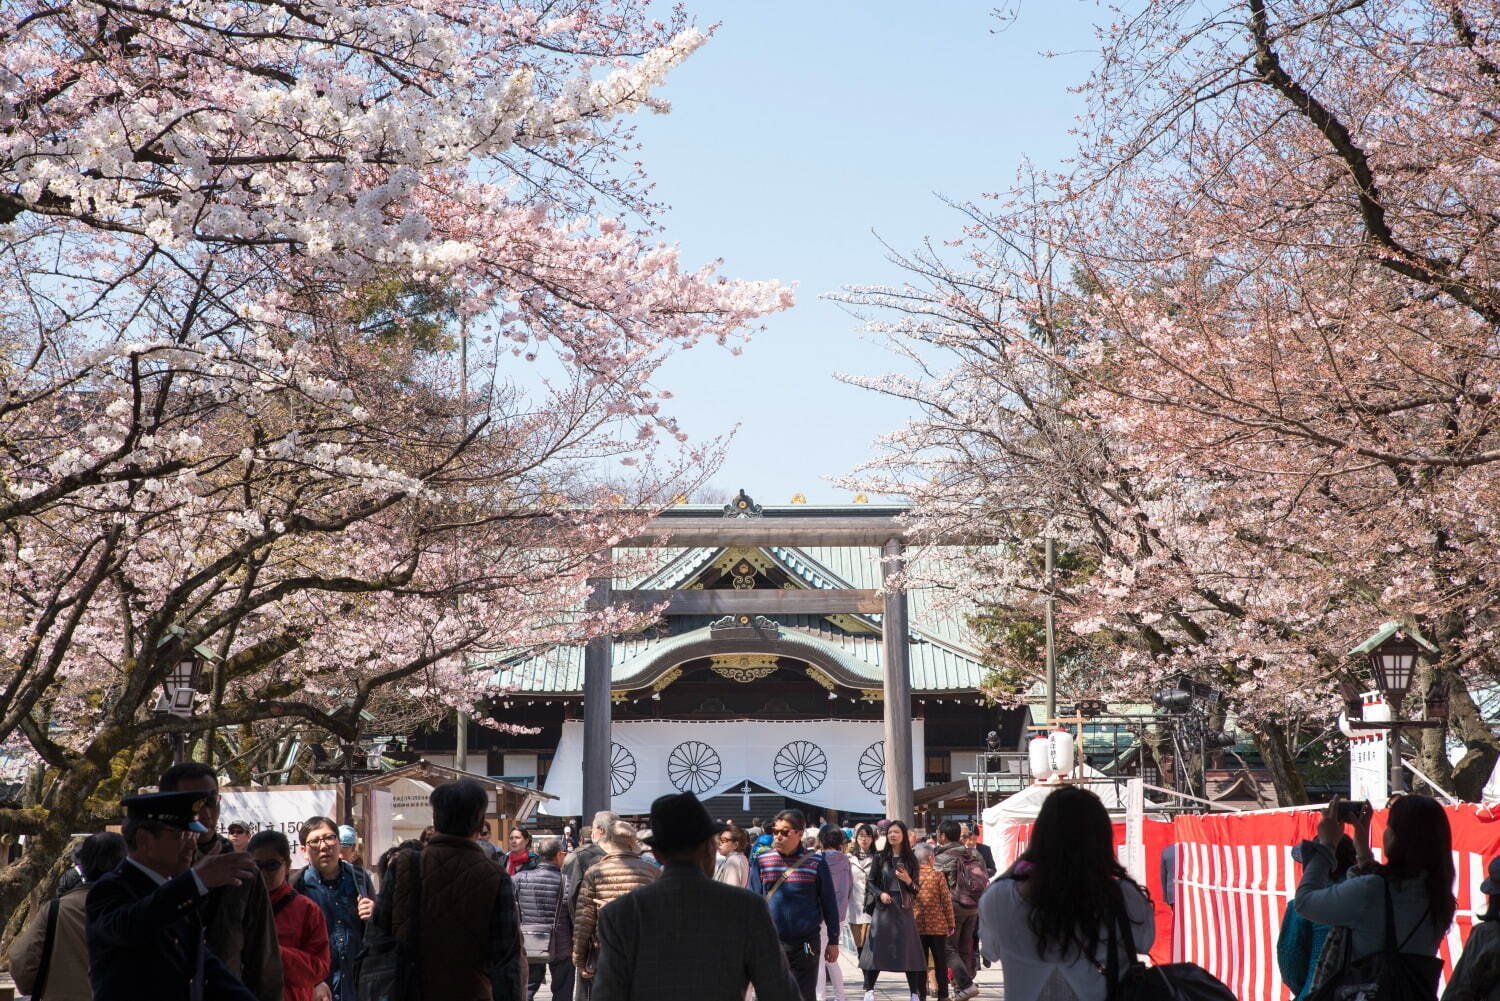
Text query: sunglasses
255 859 284 871
770 827 797 837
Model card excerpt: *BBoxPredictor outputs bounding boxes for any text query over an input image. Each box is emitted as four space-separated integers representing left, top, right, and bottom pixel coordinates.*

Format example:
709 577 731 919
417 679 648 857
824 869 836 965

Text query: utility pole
1044 535 1057 726
454 313 470 773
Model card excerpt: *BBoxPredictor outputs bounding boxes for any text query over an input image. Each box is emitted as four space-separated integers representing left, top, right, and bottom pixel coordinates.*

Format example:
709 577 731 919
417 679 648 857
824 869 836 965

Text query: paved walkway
537 949 1007 1001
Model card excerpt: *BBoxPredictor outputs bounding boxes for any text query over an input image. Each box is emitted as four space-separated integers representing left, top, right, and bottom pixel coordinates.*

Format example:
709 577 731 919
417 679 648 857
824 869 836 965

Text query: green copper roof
485 541 991 695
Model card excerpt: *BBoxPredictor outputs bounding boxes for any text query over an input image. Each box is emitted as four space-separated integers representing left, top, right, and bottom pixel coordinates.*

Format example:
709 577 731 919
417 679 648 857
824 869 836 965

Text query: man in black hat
590 792 798 1001
87 789 263 1001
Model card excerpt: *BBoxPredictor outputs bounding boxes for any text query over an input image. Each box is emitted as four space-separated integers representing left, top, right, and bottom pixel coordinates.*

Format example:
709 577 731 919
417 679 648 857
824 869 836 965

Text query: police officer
87 790 262 1001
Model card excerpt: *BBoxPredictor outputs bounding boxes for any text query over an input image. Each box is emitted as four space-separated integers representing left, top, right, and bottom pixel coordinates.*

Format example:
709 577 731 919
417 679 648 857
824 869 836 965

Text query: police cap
121 790 211 833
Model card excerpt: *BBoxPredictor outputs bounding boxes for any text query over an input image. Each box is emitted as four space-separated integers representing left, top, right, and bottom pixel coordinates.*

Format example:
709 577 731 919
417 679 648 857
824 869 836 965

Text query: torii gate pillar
581 576 613 823
881 539 914 823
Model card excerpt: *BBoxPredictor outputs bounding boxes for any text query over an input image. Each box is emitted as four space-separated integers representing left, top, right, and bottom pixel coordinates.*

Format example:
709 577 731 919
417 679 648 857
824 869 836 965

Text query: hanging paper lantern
1048 729 1076 777
1337 711 1355 739
1028 734 1054 782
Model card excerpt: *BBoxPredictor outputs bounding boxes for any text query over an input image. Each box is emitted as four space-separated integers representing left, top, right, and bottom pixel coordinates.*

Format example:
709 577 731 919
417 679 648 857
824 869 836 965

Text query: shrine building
412 491 1026 826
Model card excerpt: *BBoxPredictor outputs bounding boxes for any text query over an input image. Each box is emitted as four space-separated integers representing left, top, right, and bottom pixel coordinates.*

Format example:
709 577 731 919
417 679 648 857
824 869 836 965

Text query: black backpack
354 851 423 1001
1104 882 1236 1001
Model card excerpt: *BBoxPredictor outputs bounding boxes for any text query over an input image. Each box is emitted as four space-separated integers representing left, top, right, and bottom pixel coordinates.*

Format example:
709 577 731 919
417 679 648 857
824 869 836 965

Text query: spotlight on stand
1204 730 1237 751
1153 687 1193 714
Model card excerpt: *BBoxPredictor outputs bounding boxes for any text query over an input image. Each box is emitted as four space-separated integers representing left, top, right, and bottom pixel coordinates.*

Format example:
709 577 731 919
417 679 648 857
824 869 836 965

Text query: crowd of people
8 773 1500 1001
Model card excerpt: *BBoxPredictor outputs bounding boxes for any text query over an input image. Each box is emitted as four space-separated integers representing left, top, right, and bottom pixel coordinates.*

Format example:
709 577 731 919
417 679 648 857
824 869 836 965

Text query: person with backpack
1294 794 1456 1000
248 831 329 1001
932 820 985 1001
979 787 1155 1001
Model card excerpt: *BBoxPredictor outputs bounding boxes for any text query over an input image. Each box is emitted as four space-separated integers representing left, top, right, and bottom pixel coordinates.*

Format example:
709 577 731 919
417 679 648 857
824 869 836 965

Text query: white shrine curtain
539 718 925 816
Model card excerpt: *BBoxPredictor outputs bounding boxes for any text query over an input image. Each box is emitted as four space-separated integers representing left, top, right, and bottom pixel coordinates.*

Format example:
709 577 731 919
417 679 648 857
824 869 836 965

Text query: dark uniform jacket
592 862 798 1001
86 860 259 1001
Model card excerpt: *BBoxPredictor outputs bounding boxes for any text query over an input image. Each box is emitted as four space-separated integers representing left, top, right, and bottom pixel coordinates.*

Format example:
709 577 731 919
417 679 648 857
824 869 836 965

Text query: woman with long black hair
978 786 1155 1001
859 819 927 1001
1295 794 1456 998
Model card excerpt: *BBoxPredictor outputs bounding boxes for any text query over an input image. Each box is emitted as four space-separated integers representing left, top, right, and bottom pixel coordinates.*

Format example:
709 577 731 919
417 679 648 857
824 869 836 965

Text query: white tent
980 767 1127 870
1483 755 1500 805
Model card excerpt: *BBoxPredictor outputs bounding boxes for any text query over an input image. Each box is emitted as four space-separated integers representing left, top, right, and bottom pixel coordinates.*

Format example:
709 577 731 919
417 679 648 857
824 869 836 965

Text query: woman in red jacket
250 829 332 1001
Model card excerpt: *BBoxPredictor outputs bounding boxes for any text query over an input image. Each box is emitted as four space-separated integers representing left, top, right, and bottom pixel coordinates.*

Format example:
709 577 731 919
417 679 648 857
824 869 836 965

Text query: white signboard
1350 691 1390 809
541 718 925 816
218 786 338 840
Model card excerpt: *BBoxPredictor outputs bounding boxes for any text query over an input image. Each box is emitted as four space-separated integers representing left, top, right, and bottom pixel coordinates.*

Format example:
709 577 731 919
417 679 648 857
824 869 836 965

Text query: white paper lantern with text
1028 734 1054 782
1048 729 1076 777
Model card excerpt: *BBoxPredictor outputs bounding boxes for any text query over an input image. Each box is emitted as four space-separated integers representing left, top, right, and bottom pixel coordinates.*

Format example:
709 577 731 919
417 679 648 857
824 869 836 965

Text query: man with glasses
159 762 283 1001
748 810 840 1001
294 817 376 1001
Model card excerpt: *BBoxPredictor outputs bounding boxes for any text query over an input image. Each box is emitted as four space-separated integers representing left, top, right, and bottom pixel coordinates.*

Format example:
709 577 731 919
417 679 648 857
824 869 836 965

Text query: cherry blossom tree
846 0 1500 802
0 0 790 927
1058 0 1500 794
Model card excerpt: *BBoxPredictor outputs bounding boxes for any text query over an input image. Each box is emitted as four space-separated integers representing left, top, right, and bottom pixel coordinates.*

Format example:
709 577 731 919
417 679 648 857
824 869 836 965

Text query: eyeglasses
305 834 339 847
255 859 284 871
770 827 797 837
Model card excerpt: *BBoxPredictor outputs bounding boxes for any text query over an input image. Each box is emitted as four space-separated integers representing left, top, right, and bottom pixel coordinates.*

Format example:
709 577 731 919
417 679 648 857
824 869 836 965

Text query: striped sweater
748 846 840 945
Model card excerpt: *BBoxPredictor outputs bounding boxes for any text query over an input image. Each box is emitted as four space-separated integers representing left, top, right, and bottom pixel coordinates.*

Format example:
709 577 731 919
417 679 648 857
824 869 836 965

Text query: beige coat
11 886 93 1001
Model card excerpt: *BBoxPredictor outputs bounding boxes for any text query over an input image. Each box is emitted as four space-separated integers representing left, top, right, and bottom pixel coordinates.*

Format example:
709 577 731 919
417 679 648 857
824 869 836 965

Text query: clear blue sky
626 1 1099 503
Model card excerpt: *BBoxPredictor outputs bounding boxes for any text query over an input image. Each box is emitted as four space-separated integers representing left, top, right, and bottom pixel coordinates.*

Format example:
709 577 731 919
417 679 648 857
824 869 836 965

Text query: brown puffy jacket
571 849 658 971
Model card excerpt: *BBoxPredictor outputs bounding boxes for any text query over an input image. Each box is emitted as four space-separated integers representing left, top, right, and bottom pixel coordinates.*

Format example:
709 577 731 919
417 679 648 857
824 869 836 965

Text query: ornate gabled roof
483 493 991 696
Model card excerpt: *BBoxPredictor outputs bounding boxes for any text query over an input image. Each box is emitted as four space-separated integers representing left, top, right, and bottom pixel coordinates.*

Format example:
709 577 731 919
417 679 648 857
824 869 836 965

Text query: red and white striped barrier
1172 805 1500 1001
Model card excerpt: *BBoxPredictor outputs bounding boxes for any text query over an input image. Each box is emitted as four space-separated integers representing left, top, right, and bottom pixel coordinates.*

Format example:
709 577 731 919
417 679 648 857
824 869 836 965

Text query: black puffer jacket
513 862 571 960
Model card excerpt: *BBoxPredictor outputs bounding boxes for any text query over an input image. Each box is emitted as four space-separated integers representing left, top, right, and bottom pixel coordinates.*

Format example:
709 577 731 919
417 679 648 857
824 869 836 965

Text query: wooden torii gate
580 501 923 823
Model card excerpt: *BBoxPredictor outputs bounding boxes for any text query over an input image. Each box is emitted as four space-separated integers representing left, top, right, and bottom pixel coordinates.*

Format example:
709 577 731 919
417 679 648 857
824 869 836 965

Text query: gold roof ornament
853 493 868 504
672 493 688 504
710 654 780 683
791 493 807 504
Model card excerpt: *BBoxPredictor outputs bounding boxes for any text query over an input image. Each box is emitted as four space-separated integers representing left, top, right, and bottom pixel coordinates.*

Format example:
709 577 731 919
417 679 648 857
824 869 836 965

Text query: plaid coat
592 862 798 1001
913 862 955 937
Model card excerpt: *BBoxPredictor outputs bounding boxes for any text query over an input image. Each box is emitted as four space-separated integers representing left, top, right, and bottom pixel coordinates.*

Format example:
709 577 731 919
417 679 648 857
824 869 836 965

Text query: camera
1336 800 1371 824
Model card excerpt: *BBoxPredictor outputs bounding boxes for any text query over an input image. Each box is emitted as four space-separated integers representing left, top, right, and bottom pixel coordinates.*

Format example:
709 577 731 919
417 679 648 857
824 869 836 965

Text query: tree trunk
1251 720 1309 806
1433 669 1500 802
0 734 169 948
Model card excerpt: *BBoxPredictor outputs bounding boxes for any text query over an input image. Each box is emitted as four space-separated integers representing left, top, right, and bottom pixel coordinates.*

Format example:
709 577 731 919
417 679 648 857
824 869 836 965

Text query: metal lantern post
154 632 213 764
1347 621 1441 796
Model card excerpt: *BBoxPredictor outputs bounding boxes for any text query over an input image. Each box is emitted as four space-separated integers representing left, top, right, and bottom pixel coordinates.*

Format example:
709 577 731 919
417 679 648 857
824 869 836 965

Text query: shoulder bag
1104 882 1237 1001
355 850 424 1001
1307 877 1441 1001
520 875 564 962
30 893 62 1001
